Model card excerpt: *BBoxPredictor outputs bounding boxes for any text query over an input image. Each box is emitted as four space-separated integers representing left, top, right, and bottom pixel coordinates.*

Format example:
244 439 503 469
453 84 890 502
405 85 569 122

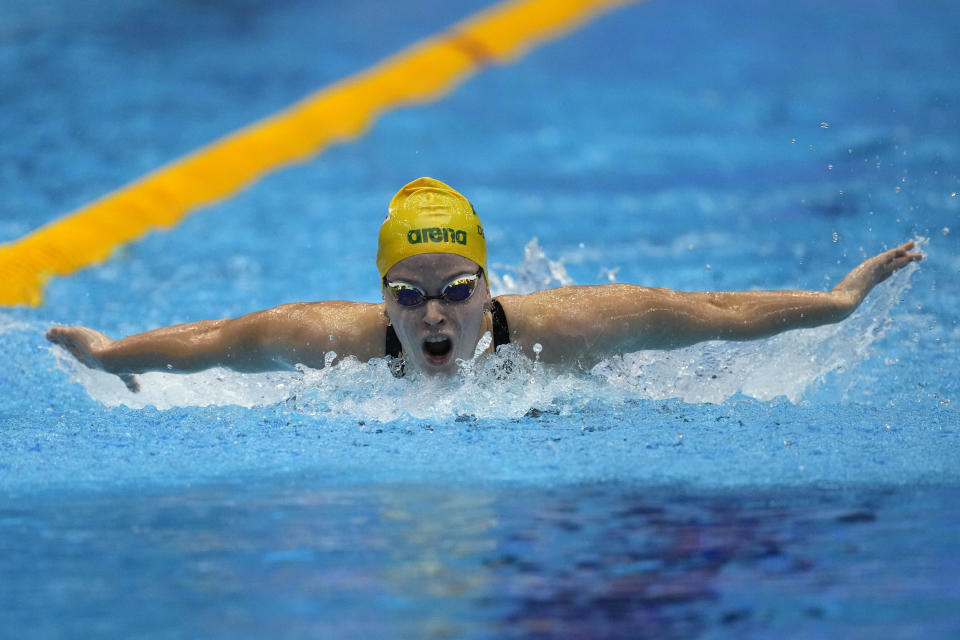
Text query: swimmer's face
383 253 490 376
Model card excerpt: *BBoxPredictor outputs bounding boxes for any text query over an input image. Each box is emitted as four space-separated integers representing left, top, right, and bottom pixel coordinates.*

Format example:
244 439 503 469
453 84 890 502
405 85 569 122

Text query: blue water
2 0 959 637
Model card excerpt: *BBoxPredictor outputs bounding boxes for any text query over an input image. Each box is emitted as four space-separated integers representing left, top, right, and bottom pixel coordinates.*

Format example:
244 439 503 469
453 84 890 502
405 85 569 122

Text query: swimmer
47 177 922 392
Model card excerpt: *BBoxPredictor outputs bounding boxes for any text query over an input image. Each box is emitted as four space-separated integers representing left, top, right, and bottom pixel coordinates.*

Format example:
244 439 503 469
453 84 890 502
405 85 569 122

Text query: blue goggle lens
385 269 483 307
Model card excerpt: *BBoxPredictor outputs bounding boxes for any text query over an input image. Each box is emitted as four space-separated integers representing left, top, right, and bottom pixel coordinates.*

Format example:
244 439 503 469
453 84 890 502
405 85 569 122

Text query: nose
422 299 446 326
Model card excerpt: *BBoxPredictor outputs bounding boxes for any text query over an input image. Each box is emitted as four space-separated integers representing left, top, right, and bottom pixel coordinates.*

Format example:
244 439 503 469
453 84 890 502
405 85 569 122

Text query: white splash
286 345 592 421
592 262 917 403
0 313 32 334
50 355 298 409
54 238 920 414
488 238 575 295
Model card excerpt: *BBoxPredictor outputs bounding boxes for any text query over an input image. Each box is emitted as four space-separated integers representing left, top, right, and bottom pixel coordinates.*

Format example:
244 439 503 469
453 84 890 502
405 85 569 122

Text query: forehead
385 253 479 283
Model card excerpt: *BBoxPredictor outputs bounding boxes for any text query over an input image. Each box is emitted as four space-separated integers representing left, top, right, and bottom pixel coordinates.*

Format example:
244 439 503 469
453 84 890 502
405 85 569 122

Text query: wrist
829 289 860 316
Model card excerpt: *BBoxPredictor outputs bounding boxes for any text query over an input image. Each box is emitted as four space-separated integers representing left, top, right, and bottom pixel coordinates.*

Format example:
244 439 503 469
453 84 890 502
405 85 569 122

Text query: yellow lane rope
0 0 635 307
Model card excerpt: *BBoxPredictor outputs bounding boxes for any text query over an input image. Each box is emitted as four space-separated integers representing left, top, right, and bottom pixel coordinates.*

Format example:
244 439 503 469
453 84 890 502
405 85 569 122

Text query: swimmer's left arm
503 241 922 367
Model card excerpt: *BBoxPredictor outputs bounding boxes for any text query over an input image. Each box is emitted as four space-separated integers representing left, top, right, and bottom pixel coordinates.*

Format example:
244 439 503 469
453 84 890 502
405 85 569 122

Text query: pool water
2 0 959 637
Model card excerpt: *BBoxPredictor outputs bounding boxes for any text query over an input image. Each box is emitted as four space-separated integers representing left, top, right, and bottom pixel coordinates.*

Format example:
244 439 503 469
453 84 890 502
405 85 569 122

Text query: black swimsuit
385 299 510 376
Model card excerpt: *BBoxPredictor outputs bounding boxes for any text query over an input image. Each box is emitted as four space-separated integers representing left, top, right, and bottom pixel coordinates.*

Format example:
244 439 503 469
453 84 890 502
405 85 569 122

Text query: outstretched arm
501 241 922 368
47 301 389 388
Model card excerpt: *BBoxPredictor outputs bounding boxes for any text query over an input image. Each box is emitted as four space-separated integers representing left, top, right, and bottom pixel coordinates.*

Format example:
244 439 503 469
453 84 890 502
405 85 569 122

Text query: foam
593 261 917 403
0 313 32 334
55 239 919 415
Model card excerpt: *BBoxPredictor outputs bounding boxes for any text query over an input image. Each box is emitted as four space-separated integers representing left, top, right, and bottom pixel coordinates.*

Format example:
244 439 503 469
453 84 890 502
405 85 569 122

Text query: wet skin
383 253 491 376
45 242 922 389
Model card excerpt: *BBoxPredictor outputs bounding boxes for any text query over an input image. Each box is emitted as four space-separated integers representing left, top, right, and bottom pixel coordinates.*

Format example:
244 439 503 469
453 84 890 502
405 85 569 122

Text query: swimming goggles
383 268 484 307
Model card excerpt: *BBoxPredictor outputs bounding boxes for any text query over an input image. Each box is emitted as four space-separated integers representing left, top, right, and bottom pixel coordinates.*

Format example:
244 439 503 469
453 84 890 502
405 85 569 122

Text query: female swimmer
47 177 923 391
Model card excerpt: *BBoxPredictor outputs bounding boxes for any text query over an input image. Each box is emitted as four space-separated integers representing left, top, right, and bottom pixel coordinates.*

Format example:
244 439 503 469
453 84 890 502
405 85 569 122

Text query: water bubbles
53 243 922 416
599 267 620 283
832 232 839 243
942 228 950 236
593 261 919 404
473 331 492 358
487 239 574 296
820 122 830 128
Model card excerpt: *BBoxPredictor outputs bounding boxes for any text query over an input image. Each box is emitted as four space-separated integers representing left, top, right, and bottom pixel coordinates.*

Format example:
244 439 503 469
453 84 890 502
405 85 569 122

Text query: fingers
49 326 139 391
890 241 923 267
46 326 103 370
46 326 91 350
47 331 88 362
865 241 922 286
894 241 922 258
46 326 70 345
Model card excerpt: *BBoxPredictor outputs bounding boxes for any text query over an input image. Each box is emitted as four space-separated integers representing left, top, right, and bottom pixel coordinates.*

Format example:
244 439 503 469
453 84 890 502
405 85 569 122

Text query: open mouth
422 336 453 364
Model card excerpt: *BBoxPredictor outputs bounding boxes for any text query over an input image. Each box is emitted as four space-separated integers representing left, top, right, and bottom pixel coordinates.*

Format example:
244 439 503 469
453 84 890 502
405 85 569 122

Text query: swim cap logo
377 178 486 277
407 227 468 246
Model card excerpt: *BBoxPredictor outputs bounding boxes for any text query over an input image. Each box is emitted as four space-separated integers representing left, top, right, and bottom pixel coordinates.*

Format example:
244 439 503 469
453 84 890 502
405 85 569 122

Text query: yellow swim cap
376 177 486 277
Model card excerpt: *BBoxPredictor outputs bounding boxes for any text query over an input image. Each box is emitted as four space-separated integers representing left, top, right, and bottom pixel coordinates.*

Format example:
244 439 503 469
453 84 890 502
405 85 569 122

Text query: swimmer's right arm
47 301 389 382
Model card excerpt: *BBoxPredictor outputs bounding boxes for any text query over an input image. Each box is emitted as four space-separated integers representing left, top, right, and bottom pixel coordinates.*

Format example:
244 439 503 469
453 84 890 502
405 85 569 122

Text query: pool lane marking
0 0 636 307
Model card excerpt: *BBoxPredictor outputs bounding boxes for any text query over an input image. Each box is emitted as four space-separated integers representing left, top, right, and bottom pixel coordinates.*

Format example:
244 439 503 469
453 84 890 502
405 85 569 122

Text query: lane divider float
0 0 634 307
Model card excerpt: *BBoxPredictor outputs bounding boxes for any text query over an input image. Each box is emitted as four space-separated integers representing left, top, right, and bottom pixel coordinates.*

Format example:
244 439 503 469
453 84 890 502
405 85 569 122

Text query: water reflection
475 487 778 638
2 481 956 639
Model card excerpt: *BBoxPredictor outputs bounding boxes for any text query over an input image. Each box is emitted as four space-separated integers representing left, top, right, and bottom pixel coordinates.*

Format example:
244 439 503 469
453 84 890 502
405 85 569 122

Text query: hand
46 326 140 392
833 241 923 307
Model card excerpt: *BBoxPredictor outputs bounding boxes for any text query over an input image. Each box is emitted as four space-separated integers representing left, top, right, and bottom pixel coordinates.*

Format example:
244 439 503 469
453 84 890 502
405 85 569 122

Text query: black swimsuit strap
385 323 402 358
384 298 510 377
491 298 510 350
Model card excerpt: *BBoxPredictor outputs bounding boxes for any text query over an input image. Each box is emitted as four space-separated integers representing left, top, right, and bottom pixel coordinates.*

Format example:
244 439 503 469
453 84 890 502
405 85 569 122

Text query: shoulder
493 285 678 366
294 300 387 321
288 301 389 340
232 301 389 358
234 300 386 329
495 285 665 325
